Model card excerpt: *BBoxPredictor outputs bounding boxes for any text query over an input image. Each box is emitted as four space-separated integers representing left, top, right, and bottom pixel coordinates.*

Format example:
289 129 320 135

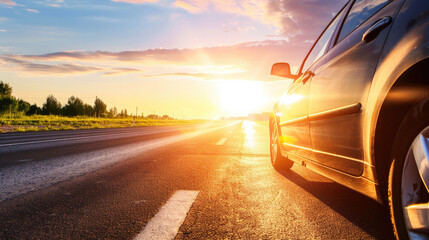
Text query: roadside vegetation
0 115 205 133
0 81 204 133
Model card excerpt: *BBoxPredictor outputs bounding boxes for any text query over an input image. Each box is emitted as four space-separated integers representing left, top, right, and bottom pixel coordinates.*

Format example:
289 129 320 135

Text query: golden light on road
242 120 257 148
217 80 268 116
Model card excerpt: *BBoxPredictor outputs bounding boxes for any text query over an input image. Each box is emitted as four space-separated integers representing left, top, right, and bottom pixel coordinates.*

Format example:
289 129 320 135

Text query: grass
0 115 208 133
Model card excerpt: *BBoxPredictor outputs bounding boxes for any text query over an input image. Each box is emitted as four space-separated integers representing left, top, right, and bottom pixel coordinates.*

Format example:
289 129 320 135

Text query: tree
0 81 16 115
0 81 12 97
107 106 117 118
0 83 29 115
147 114 159 119
0 96 17 114
83 104 93 117
161 114 170 120
27 104 42 115
62 96 84 116
17 99 30 114
42 95 62 115
93 97 107 118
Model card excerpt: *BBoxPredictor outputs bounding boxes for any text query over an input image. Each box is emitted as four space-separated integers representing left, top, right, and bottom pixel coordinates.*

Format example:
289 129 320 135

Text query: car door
308 0 405 176
277 5 348 161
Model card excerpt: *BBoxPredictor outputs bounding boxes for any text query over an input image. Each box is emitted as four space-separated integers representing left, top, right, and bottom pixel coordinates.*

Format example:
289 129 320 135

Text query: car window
300 6 346 73
337 0 390 42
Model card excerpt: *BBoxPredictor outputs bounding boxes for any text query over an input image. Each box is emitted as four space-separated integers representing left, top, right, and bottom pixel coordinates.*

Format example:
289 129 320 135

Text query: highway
0 121 393 239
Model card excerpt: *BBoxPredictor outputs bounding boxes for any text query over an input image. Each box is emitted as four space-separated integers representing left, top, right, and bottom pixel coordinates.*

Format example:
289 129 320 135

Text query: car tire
389 99 429 240
270 117 293 170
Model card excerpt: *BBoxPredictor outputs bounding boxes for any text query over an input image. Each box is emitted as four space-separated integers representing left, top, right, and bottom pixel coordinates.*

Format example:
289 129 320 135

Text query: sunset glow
218 80 267 116
0 0 347 118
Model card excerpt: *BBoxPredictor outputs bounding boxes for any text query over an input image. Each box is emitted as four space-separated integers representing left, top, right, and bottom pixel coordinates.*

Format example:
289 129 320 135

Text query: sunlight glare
217 80 267 116
279 94 303 108
242 120 256 147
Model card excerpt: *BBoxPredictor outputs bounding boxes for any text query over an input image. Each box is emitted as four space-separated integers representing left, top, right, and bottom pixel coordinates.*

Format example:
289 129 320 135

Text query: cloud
2 40 308 80
46 0 64 7
102 68 141 76
222 22 255 33
140 72 243 80
0 56 141 76
0 29 7 32
174 0 347 41
267 0 348 40
172 1 267 23
112 0 158 4
0 57 102 75
26 8 39 13
174 1 201 14
13 40 304 66
0 0 17 6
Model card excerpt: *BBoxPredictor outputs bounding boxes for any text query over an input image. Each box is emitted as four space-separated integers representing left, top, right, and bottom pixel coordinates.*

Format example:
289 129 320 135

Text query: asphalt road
0 121 394 239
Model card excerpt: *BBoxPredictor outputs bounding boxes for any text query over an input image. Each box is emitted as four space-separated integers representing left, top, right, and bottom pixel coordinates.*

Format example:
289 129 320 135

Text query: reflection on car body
269 0 429 239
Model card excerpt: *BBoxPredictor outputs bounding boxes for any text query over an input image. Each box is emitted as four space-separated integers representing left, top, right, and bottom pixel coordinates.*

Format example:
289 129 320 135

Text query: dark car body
270 0 429 238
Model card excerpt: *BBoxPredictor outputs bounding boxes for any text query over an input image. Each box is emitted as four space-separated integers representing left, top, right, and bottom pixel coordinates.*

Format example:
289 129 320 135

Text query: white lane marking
0 122 239 148
134 190 199 240
0 123 237 202
216 138 227 145
0 130 170 147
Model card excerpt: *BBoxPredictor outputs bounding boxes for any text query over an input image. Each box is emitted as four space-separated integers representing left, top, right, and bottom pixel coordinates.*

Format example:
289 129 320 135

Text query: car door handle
362 16 392 43
301 71 314 84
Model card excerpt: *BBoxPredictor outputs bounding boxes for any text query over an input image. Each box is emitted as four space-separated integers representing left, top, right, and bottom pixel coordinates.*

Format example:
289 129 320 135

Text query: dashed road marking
134 190 199 240
0 132 142 147
216 138 227 145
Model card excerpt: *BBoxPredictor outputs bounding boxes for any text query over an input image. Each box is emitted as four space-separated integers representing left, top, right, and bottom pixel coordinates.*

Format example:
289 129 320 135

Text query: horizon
0 0 347 119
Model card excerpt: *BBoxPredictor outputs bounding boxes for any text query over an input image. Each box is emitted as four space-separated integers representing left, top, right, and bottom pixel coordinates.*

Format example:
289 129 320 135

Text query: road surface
0 121 393 239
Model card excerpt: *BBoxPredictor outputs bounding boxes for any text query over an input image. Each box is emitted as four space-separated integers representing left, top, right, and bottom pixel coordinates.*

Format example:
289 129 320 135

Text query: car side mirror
271 62 299 80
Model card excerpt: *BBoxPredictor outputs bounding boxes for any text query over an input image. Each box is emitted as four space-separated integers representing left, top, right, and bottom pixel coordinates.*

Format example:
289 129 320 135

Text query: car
268 0 429 239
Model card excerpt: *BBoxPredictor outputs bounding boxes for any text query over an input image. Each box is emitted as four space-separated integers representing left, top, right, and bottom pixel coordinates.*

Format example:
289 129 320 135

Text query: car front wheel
389 101 429 240
270 118 293 170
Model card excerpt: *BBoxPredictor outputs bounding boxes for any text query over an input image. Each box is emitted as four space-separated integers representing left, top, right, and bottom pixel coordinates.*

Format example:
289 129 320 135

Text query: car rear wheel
270 118 293 170
389 101 429 240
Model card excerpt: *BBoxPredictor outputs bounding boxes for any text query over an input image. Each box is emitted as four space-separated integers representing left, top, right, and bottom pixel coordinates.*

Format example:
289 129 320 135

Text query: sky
0 0 347 119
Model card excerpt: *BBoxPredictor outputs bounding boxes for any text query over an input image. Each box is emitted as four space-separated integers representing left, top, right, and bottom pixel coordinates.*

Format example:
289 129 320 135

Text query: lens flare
217 80 267 116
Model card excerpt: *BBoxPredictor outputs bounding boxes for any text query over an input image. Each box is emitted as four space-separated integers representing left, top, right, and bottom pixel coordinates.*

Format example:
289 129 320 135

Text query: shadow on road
276 167 394 240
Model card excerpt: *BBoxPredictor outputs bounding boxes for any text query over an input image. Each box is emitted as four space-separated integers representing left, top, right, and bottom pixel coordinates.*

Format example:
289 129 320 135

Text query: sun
217 80 267 116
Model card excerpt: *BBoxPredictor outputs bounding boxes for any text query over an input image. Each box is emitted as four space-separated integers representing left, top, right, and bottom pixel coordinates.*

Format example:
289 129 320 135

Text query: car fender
363 0 429 183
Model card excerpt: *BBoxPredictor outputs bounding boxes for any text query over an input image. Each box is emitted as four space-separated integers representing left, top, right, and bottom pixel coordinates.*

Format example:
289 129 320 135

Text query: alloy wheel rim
401 126 429 239
271 121 278 165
